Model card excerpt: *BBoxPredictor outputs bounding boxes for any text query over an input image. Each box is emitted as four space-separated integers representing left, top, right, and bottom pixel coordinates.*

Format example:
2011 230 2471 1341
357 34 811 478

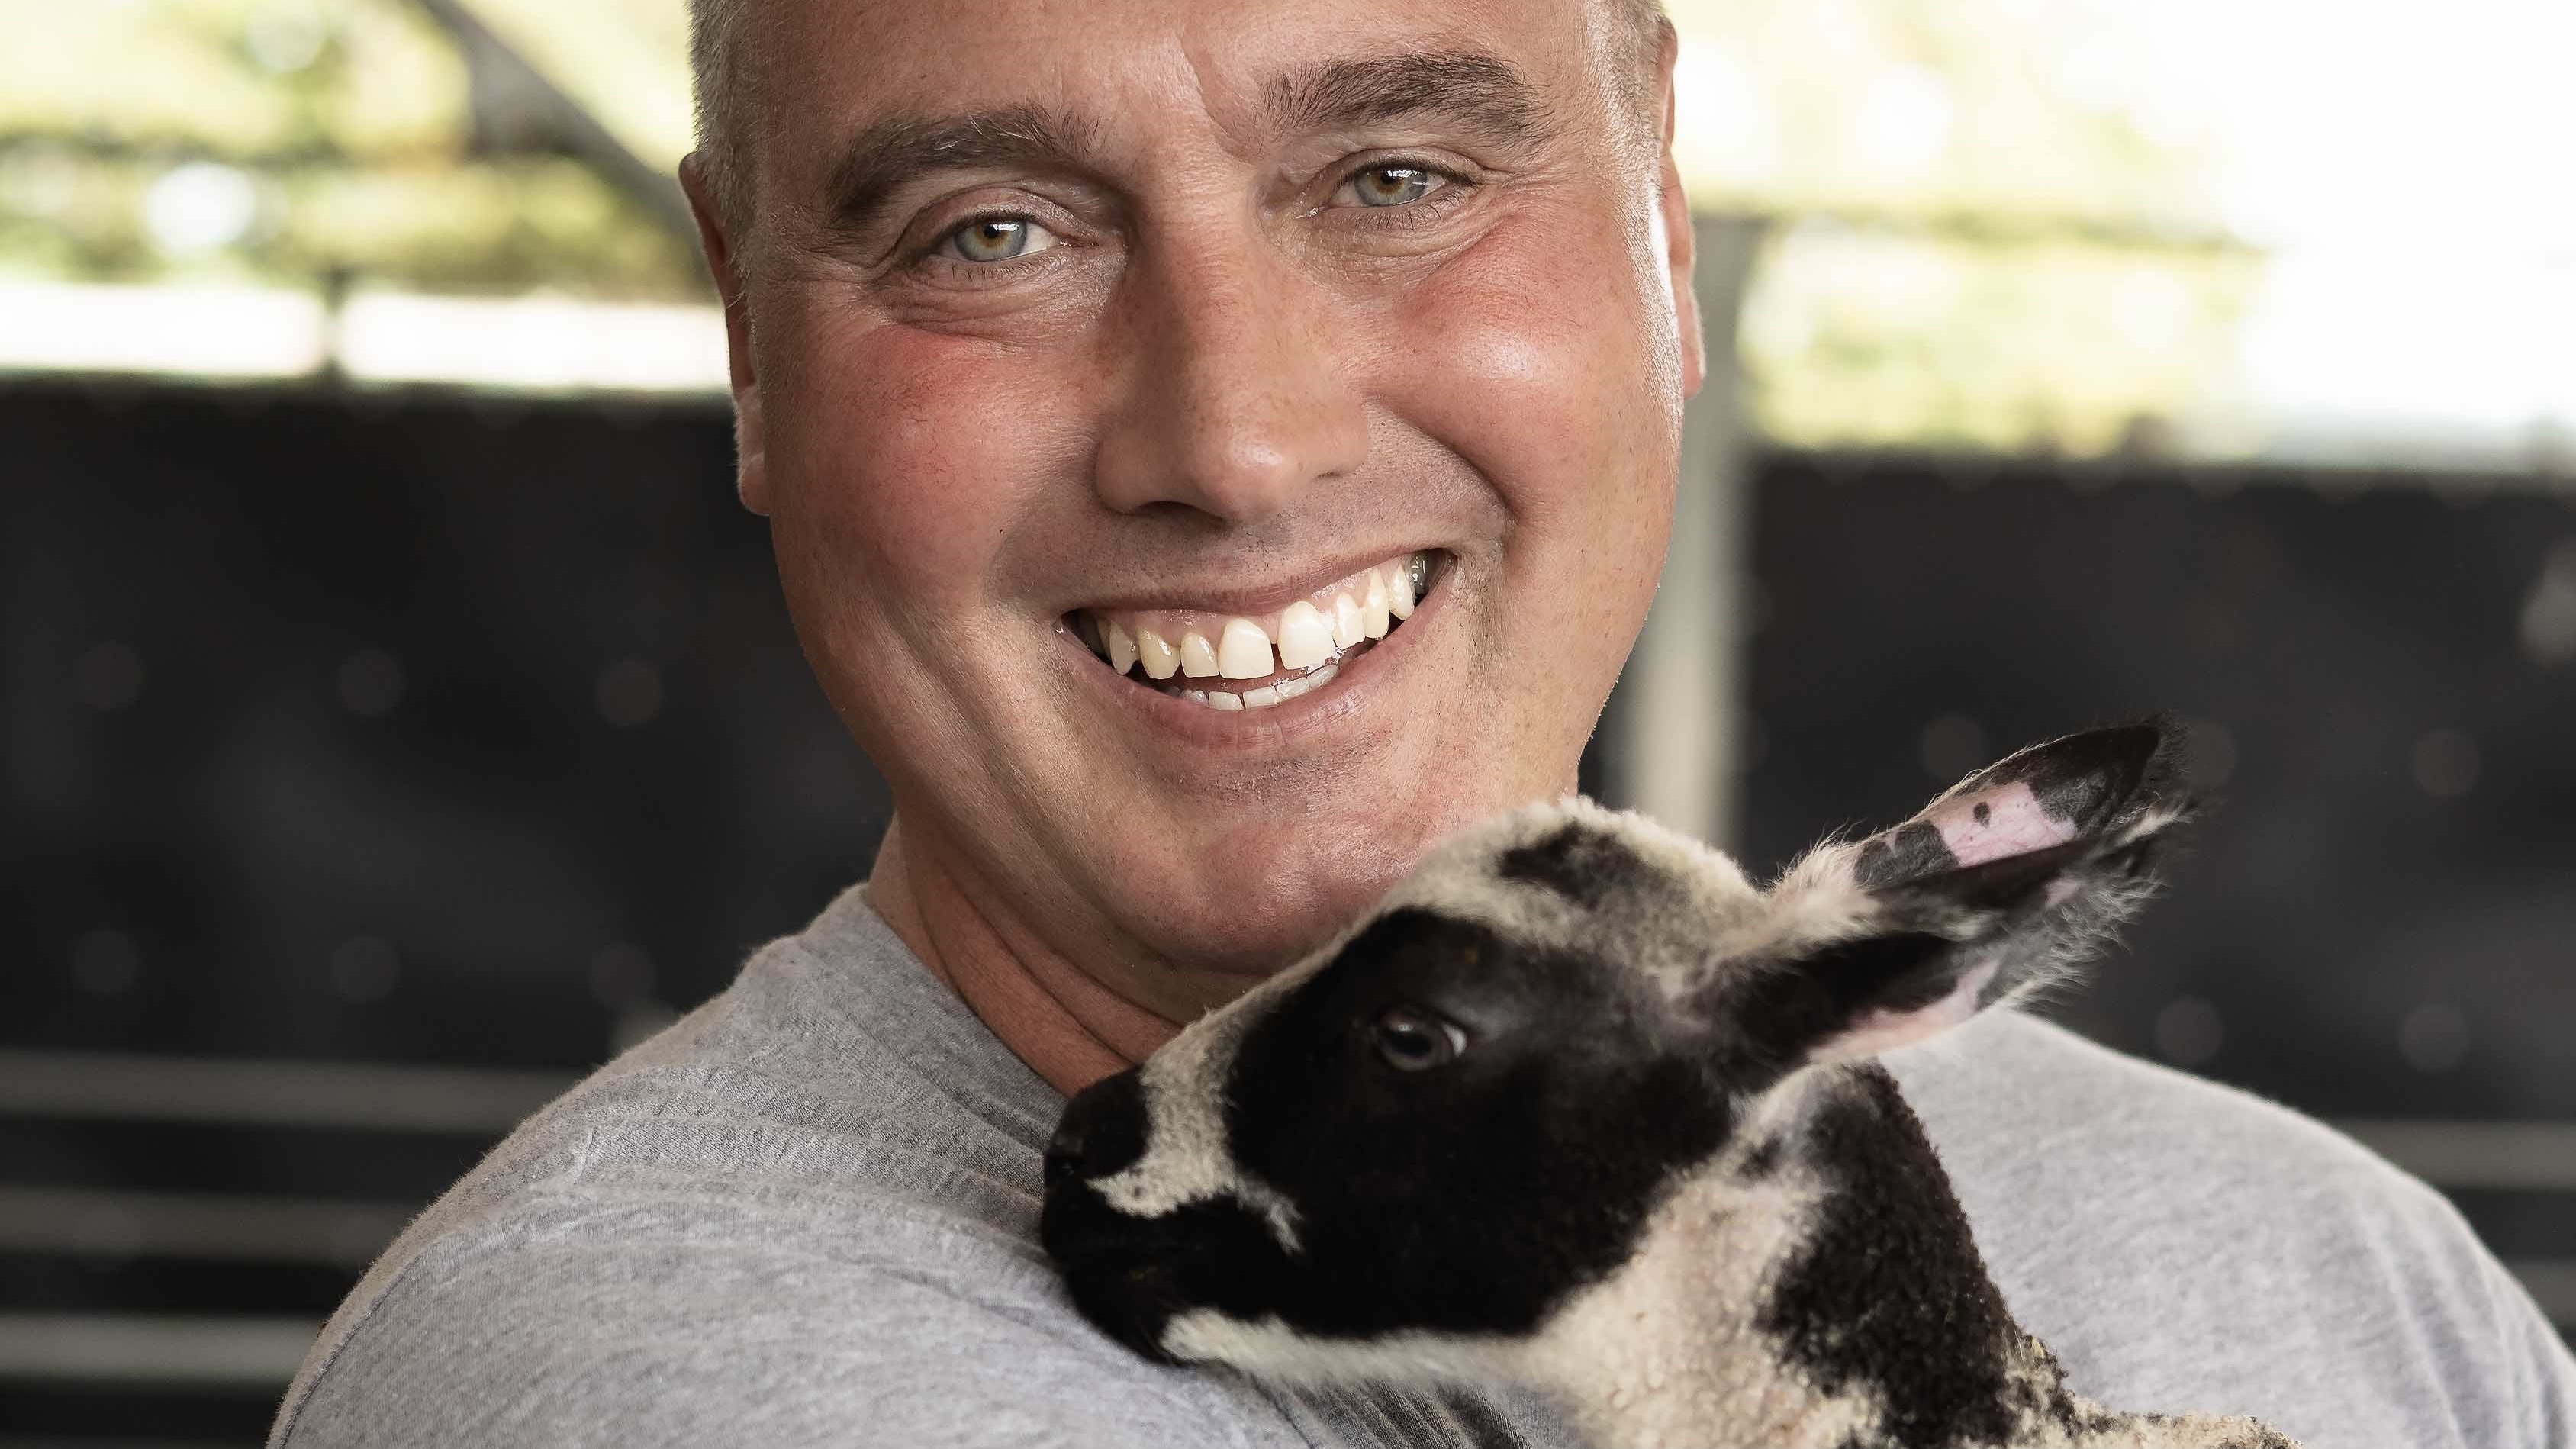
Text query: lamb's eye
1372 1006 1466 1072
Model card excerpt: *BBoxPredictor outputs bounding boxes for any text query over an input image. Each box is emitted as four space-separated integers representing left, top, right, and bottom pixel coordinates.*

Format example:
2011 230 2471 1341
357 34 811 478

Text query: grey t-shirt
269 884 2575 1447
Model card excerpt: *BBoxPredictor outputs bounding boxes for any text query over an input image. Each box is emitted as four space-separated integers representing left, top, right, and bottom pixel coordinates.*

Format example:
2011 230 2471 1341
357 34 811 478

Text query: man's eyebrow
1264 50 1557 145
820 53 1547 235
824 105 1097 236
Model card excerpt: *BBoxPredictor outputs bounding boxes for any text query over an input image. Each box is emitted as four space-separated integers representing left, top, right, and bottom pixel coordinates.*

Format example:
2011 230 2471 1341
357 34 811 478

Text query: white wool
1161 1313 1515 1389
1088 969 1309 1251
1521 1084 1875 1449
1374 795 1773 1004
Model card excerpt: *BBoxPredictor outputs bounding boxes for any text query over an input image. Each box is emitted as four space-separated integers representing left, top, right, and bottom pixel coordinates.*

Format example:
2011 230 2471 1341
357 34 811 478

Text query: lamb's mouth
1070 551 1443 713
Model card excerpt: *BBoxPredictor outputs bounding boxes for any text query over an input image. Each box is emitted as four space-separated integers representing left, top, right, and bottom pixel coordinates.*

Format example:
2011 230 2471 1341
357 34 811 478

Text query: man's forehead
754 0 1613 168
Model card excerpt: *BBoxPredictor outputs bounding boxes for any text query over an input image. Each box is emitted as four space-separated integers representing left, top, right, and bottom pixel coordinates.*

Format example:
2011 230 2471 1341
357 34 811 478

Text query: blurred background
2 0 2569 1441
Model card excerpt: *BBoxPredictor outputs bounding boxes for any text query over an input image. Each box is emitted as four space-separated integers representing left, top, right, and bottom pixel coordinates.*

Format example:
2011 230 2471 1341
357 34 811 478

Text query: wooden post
1605 213 1767 848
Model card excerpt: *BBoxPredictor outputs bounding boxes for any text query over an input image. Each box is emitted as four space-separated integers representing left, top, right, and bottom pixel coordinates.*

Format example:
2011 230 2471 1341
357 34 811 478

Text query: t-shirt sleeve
269 1205 1296 1449
2479 1248 2576 1449
1891 1013 2576 1448
2282 1158 2576 1449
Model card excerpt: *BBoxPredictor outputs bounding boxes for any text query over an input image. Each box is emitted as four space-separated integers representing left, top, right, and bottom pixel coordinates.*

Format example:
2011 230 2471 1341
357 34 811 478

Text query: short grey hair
687 0 1670 237
685 0 757 233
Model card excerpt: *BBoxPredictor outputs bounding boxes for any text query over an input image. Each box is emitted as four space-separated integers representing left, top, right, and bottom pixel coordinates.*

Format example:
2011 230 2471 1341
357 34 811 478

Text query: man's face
707 0 1700 1010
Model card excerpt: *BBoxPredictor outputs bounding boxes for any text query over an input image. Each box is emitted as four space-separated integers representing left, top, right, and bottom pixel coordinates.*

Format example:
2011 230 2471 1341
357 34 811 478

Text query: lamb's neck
1526 1065 2078 1448
1524 1163 1869 1448
1505 1065 2295 1448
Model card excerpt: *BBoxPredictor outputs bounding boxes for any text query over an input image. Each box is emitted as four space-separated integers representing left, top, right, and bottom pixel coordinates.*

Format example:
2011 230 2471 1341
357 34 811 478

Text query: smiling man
267 0 2575 1445
717 0 1694 1096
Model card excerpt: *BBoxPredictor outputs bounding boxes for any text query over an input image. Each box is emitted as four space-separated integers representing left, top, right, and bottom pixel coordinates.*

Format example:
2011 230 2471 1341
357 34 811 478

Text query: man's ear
680 153 770 517
1731 720 2194 1067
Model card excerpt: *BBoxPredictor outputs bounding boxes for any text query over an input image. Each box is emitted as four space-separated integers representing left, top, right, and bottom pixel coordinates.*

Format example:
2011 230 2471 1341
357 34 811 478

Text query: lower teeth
1176 658 1344 712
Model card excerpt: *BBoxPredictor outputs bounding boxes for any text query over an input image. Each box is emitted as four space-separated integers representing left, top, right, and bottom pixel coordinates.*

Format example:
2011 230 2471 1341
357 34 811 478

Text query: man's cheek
779 320 1079 593
1386 216 1666 533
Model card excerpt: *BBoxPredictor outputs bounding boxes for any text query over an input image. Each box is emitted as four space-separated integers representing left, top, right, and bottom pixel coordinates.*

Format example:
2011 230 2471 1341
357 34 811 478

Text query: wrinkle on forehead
751 0 1614 211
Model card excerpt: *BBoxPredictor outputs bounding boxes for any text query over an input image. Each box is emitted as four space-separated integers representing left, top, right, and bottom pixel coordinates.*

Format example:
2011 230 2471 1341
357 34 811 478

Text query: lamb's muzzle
1041 718 2301 1449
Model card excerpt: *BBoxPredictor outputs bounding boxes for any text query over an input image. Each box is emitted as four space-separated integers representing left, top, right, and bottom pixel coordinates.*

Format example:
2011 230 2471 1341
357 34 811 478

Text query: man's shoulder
266 1164 1235 1449
1888 1009 2574 1449
1891 1006 2420 1199
427 934 1058 1246
267 929 1111 1446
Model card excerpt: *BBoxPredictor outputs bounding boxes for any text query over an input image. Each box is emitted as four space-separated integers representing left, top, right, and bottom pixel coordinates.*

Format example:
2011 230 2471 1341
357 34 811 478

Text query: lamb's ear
1738 720 2193 1067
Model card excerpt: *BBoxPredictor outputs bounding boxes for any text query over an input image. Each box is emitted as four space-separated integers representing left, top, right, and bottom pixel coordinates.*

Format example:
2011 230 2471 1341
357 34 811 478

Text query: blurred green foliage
1742 226 2264 457
2 0 2264 452
0 0 700 298
1666 0 2254 456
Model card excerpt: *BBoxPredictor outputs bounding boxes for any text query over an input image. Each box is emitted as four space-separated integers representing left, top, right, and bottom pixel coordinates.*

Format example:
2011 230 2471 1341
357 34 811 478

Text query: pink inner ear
1809 961 2001 1065
1922 781 2076 867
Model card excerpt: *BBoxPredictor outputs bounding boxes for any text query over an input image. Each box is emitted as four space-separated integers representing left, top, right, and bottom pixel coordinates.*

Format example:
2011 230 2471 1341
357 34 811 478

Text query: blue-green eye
944 217 1056 262
1349 166 1440 208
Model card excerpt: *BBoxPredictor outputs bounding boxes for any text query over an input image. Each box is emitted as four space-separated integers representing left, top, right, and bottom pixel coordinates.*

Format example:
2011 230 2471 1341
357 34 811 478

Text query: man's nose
1090 241 1370 520
1045 1066 1151 1189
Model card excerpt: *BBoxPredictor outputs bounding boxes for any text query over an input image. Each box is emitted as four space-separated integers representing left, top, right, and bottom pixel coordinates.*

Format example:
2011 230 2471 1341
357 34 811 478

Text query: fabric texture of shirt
269 883 2576 1447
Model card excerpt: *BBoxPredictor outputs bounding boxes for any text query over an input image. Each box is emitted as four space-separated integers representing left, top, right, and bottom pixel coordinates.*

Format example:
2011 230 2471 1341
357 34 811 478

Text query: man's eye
941 217 1058 263
1344 166 1443 208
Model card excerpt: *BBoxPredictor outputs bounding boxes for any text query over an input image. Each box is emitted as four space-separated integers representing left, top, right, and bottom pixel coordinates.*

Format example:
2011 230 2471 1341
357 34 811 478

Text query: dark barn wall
1738 452 2576 1125
5 384 890 1073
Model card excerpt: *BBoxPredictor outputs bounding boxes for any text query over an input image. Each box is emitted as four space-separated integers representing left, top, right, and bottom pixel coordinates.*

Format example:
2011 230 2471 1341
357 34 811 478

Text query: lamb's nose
1046 1067 1149 1189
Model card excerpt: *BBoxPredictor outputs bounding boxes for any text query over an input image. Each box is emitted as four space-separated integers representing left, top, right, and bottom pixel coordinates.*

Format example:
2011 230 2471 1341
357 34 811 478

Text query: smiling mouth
1071 552 1441 712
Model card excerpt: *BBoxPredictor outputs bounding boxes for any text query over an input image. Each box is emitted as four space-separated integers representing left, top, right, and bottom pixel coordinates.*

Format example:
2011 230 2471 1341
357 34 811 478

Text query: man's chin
1094 828 1428 982
1141 883 1402 980
1065 728 1583 984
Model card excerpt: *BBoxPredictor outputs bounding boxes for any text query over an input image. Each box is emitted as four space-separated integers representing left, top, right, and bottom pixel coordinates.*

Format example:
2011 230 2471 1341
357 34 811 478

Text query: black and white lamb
1041 720 2299 1448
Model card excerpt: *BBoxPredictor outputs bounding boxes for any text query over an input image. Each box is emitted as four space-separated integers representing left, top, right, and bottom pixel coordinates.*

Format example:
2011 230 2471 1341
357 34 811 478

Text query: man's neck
865 813 1196 1096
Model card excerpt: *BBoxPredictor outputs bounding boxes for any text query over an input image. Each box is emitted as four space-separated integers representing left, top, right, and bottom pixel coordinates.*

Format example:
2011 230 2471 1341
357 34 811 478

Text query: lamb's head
1040 720 2191 1388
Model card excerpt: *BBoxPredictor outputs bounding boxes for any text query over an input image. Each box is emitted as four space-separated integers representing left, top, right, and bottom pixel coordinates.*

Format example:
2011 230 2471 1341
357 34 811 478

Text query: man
269 0 2576 1444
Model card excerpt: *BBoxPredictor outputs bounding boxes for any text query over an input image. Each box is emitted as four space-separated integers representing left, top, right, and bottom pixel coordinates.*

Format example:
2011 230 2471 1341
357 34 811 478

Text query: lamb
1039 720 2300 1448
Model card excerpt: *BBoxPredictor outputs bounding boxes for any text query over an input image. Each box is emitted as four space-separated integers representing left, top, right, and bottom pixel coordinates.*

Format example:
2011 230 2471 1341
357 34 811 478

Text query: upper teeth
1217 618 1271 678
1277 601 1333 671
1078 552 1431 710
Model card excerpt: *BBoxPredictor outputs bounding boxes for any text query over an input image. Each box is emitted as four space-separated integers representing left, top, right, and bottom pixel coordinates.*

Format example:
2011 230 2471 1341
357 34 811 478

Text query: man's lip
1059 548 1441 619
